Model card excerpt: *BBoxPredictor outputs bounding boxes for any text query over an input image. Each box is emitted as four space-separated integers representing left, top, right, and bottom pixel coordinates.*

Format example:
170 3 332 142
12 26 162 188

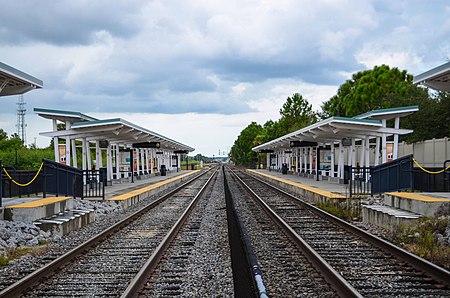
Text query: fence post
0 159 2 207
42 160 47 198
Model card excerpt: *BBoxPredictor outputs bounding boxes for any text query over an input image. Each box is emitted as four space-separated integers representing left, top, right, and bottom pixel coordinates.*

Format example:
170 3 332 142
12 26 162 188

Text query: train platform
1 169 201 233
247 169 450 230
106 170 200 208
247 169 348 202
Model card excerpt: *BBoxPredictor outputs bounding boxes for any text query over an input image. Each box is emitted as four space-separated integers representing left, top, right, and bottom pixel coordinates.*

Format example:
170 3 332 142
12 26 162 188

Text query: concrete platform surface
247 169 350 198
104 170 197 199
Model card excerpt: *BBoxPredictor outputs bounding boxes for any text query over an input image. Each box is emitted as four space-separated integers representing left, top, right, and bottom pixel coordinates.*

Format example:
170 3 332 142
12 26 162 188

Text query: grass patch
0 244 50 267
393 217 450 269
0 255 9 266
317 199 361 221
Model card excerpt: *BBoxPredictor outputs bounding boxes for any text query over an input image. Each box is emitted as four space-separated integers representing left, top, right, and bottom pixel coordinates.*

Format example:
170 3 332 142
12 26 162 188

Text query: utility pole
16 95 27 145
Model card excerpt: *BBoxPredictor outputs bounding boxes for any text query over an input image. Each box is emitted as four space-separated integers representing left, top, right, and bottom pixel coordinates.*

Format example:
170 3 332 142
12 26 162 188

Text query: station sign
258 149 274 153
99 140 109 148
132 142 160 148
341 138 352 146
289 141 318 147
173 150 189 154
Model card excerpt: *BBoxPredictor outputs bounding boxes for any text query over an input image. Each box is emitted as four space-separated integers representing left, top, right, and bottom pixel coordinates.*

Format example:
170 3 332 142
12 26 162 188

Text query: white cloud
2 0 450 156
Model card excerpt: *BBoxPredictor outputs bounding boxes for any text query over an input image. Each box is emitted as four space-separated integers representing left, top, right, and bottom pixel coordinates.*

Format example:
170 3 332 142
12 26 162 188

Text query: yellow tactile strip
6 196 71 209
247 169 346 199
108 171 200 201
385 192 450 203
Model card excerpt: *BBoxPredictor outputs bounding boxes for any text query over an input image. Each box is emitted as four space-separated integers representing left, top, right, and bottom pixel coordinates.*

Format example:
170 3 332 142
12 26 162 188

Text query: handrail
2 163 44 187
413 158 450 174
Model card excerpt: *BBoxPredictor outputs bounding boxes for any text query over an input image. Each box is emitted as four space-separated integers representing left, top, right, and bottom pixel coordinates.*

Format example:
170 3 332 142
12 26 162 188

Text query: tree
279 93 317 132
230 122 263 167
0 128 7 141
321 65 416 118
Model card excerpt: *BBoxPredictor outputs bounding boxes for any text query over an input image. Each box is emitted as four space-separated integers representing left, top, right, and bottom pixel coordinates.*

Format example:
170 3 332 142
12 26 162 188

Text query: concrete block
384 194 450 217
35 209 95 237
362 204 421 231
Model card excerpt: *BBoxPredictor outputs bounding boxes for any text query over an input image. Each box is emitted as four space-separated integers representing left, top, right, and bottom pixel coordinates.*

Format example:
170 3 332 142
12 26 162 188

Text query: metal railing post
42 160 47 198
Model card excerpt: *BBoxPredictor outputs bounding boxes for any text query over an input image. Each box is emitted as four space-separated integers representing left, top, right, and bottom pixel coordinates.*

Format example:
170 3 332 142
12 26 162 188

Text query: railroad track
0 169 216 298
225 168 339 297
130 167 234 297
228 167 450 297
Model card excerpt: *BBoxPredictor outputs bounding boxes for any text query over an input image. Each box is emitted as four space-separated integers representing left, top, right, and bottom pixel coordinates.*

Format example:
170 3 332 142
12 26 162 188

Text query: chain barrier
412 158 450 175
2 162 44 187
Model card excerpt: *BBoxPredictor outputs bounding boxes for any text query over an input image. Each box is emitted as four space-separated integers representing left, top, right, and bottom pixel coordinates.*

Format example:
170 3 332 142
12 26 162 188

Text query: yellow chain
2 162 44 187
412 158 450 175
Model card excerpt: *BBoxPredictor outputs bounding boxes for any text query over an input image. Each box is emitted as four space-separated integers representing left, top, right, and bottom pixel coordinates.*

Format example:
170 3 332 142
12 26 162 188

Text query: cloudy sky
0 0 449 156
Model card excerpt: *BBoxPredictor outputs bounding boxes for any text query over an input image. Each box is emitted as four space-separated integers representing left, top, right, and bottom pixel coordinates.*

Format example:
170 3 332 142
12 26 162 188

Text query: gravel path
143 168 234 296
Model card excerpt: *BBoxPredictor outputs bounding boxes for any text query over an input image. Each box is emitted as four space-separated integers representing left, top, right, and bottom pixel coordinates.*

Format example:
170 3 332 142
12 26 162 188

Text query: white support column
375 137 380 166
359 137 365 168
299 148 302 173
81 138 87 171
309 147 313 174
65 121 71 167
141 149 145 175
382 119 387 164
393 117 400 160
86 141 92 171
71 139 77 168
330 143 335 177
106 145 113 182
144 149 149 174
95 140 102 169
303 148 307 173
53 119 59 163
365 136 370 168
115 144 121 179
338 142 344 179
350 138 356 180
135 149 140 176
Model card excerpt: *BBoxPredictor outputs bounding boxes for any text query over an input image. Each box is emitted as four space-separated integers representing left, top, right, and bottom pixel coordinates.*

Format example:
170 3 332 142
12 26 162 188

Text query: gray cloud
0 0 146 45
1 0 450 118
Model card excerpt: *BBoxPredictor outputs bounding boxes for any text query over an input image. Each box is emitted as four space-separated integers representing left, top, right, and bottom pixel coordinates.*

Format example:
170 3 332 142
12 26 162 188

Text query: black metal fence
412 159 450 192
349 166 371 197
1 167 43 199
1 159 106 204
371 155 413 195
83 168 106 200
41 159 83 198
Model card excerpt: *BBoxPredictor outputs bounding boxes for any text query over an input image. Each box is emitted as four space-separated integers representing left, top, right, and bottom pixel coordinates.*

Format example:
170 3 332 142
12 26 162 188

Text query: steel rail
244 169 450 287
121 168 219 297
0 169 210 298
229 169 362 298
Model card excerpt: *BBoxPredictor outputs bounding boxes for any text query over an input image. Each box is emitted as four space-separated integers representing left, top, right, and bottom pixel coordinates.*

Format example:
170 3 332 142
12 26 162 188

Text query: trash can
160 165 167 176
281 163 288 174
191 164 195 170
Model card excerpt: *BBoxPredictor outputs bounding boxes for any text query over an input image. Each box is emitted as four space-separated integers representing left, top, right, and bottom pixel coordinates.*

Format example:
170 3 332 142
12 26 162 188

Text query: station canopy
253 106 418 151
0 62 43 97
35 108 195 152
413 61 450 92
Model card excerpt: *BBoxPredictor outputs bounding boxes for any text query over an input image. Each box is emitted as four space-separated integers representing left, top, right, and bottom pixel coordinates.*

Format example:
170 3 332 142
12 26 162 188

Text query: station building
253 106 418 183
0 61 43 97
253 61 450 193
34 108 194 184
